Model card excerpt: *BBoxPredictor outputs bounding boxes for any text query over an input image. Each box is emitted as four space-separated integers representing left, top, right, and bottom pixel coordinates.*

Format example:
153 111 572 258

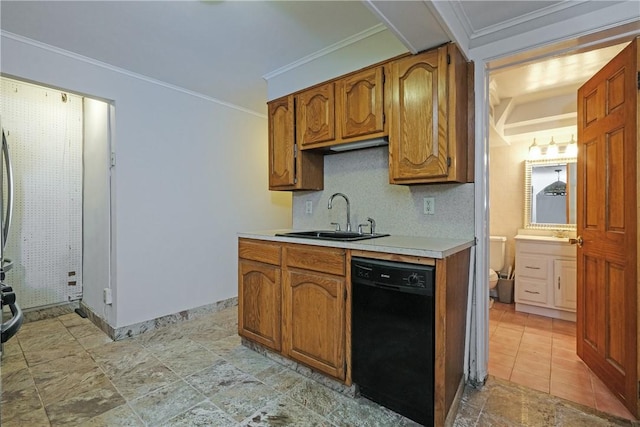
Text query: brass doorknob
569 236 583 247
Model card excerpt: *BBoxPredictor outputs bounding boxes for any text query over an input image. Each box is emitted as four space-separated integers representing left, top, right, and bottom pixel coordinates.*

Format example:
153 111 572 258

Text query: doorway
486 41 635 421
0 76 112 318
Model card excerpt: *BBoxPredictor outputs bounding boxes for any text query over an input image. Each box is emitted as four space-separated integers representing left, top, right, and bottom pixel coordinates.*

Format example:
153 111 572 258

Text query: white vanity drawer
517 255 548 280
516 277 548 304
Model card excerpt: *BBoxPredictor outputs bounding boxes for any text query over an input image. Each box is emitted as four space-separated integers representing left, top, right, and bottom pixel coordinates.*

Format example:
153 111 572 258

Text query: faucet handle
330 222 341 231
357 223 368 234
366 217 376 234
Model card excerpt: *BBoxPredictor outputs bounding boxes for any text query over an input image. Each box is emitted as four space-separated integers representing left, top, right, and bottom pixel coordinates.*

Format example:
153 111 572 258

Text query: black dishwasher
351 257 435 426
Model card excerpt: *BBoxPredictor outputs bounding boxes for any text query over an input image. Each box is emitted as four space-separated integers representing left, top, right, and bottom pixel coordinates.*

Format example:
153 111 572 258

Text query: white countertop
514 234 573 244
238 229 474 259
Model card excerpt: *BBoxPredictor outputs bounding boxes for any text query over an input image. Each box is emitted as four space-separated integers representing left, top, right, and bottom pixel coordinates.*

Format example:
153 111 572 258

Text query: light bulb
528 138 541 159
566 134 577 157
547 137 558 158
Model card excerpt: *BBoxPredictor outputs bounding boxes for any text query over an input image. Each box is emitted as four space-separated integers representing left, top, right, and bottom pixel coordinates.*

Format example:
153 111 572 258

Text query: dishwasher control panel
352 257 434 292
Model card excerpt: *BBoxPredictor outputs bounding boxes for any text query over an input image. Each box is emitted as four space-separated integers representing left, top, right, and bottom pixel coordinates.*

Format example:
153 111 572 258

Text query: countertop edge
238 230 475 259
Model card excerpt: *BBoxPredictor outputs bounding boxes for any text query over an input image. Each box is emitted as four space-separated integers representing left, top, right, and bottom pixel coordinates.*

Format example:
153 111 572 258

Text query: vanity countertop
238 229 474 259
514 234 573 244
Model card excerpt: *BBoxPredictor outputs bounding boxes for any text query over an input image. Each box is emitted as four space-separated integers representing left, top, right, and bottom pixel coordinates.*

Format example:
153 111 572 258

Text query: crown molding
262 23 387 81
1 30 267 119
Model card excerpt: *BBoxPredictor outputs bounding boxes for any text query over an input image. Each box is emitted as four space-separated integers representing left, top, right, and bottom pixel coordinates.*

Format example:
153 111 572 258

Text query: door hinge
383 112 386 124
447 157 451 167
447 54 451 65
293 143 298 159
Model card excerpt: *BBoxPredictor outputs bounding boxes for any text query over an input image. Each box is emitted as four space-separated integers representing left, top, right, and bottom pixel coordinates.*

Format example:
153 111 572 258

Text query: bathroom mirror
524 158 577 230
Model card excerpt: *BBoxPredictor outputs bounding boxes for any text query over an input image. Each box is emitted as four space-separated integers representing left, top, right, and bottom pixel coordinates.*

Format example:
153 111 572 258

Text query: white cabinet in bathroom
553 259 577 311
514 235 577 321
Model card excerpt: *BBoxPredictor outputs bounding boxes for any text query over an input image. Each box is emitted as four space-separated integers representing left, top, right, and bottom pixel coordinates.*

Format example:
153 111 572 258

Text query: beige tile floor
489 301 637 421
1 304 637 426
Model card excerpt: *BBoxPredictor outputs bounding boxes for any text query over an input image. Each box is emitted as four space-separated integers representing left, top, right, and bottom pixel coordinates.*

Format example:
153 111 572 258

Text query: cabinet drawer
286 245 345 276
517 255 548 279
516 277 548 304
239 239 281 265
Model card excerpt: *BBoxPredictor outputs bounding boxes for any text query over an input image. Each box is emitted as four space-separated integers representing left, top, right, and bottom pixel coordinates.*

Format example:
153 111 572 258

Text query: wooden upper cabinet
296 83 335 147
268 95 323 191
337 66 386 140
389 44 471 184
268 96 296 188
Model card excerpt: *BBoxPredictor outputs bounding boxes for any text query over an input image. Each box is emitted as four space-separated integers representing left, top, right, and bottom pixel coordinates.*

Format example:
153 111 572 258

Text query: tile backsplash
292 146 475 240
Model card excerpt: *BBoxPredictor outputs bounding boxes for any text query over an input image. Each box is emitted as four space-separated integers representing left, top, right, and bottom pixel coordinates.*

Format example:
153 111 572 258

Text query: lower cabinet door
238 259 282 351
283 270 346 380
554 259 577 311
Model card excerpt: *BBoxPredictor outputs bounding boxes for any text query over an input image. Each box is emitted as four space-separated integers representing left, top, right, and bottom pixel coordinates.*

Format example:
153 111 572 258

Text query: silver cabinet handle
525 266 540 270
557 277 561 289
525 290 540 294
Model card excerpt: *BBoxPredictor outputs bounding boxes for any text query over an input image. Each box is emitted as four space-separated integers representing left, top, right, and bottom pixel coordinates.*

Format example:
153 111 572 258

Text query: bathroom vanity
514 235 577 321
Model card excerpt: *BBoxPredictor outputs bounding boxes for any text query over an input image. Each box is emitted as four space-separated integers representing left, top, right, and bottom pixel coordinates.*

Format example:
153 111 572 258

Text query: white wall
488 142 528 272
83 97 111 322
2 34 292 328
266 28 407 101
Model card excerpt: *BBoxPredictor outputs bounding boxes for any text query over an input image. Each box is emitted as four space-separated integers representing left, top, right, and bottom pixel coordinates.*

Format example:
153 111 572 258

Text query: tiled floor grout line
489 301 637 422
5 305 635 426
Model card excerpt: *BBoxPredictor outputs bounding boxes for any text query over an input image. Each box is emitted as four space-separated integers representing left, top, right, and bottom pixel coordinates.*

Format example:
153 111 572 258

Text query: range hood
327 137 388 153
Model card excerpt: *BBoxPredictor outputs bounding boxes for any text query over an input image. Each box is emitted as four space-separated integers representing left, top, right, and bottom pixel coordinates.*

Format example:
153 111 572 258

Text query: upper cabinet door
268 96 296 189
389 48 449 182
296 83 335 147
337 67 385 140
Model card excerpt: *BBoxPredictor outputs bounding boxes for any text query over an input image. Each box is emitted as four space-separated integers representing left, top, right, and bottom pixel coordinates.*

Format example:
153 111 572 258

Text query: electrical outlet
305 200 313 214
423 197 435 215
103 288 113 305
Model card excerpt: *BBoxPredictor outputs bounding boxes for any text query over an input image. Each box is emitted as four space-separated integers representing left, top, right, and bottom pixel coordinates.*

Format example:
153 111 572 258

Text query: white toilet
489 236 507 294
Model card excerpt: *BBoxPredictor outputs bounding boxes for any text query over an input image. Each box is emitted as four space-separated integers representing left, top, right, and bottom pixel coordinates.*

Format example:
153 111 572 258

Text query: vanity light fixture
529 136 576 160
528 138 541 159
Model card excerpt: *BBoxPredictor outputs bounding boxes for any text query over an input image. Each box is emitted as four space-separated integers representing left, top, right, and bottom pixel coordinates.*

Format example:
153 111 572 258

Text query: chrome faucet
328 193 351 232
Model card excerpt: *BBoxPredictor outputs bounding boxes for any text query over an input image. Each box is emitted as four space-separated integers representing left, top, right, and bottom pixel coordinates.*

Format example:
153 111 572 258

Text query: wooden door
576 38 638 416
268 96 295 189
389 48 448 182
337 66 385 140
296 83 335 147
238 259 281 351
283 270 345 380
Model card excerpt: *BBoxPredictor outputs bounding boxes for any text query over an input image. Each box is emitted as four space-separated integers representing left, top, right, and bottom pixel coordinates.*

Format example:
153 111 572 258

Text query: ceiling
0 1 630 117
489 42 628 146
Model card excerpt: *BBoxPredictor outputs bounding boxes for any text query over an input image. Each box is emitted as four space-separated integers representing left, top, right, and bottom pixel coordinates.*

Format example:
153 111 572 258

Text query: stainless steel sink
276 230 389 242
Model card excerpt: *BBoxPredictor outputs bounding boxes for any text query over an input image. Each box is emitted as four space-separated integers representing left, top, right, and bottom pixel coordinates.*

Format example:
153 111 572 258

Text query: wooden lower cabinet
283 269 346 380
238 238 471 426
238 238 346 381
283 244 347 380
238 239 282 351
